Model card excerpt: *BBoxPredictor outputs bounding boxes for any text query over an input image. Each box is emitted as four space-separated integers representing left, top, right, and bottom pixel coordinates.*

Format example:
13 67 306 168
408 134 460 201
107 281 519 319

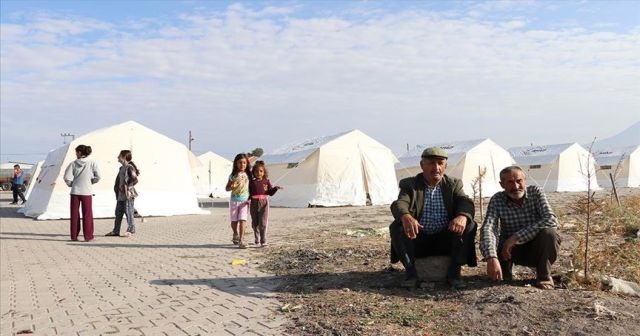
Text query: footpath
0 197 286 336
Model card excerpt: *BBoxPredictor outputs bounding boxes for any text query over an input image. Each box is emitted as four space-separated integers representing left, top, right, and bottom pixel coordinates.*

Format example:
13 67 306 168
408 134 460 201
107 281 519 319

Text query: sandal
232 233 240 245
535 278 554 290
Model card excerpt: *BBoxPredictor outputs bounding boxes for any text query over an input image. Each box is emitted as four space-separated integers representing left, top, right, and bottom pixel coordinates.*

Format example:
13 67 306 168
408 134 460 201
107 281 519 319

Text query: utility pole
61 133 75 144
188 131 195 151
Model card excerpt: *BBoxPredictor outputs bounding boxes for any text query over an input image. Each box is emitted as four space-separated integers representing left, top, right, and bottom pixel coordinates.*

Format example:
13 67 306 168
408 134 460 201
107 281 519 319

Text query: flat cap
421 146 448 159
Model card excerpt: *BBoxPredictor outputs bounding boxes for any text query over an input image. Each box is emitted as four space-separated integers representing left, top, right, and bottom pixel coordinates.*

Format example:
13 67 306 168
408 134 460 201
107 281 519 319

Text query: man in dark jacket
390 147 476 289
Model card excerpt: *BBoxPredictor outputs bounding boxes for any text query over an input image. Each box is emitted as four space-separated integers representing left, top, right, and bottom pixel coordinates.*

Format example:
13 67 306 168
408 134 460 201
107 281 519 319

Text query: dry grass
568 195 640 285
257 191 640 336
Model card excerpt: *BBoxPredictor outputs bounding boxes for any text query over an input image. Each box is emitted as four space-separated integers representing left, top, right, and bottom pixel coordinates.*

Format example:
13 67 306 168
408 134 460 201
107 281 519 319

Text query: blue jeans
113 199 135 234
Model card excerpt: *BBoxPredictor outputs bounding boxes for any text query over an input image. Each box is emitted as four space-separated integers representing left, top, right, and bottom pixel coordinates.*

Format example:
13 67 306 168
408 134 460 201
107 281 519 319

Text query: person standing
10 164 27 204
226 153 252 249
105 150 140 237
480 166 560 289
64 145 100 242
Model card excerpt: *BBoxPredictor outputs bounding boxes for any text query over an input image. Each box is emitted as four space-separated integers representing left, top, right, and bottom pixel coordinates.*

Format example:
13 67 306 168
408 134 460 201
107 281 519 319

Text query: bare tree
470 166 487 221
581 137 597 280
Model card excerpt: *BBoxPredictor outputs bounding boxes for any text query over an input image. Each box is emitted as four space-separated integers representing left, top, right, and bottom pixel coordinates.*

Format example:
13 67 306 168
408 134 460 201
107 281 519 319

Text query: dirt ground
257 189 640 336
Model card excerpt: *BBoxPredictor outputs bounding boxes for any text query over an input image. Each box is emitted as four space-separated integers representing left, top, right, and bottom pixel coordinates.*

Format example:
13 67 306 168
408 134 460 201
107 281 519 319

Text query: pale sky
1 0 639 163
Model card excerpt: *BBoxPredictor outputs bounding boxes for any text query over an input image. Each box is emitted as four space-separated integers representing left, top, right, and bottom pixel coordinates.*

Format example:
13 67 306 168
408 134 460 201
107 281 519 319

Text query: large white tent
21 121 206 220
591 122 640 188
396 139 516 197
191 151 233 198
593 146 640 188
509 143 601 192
260 129 398 207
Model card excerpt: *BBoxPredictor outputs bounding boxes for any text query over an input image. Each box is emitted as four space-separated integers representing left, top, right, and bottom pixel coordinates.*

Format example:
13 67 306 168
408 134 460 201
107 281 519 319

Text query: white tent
396 139 516 197
191 151 233 198
591 122 640 188
260 130 398 207
24 160 44 199
509 143 601 192
21 121 207 220
593 146 640 188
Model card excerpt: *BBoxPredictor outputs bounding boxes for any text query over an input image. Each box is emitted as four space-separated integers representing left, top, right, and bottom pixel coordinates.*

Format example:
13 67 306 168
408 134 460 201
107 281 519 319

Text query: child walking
106 150 140 237
249 161 282 247
226 153 252 248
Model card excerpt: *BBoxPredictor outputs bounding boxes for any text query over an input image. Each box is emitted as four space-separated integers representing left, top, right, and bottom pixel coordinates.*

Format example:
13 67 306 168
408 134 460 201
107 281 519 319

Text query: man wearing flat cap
390 147 477 289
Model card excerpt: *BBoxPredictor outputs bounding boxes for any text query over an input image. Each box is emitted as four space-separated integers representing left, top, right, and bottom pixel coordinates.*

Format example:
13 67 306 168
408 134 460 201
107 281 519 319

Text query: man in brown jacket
390 147 477 288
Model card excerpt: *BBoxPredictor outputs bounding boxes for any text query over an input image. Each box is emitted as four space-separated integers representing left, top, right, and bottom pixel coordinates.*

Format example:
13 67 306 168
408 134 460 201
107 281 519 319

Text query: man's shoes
9 202 17 205
400 267 420 288
122 232 131 237
21 200 26 205
105 232 119 237
535 276 554 290
447 276 468 289
446 264 467 289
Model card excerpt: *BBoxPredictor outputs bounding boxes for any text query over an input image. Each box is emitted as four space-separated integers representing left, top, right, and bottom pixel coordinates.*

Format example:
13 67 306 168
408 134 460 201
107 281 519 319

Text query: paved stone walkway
0 196 287 336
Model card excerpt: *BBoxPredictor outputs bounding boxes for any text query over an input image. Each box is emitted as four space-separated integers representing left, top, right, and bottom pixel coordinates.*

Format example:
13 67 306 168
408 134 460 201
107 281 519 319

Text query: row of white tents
16 120 639 219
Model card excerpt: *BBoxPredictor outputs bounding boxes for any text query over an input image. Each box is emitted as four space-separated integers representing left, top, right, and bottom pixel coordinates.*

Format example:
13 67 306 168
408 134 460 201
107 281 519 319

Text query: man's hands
401 214 421 239
486 257 503 281
403 214 467 239
501 235 518 261
448 215 467 235
487 235 518 281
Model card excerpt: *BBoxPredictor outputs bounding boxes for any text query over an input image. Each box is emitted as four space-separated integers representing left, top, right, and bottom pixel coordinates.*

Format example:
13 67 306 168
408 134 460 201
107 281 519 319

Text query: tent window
600 165 612 170
287 162 299 169
529 165 542 169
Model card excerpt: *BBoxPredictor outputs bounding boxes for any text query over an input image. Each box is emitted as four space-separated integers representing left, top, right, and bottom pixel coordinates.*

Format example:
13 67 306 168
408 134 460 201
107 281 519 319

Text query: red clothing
249 178 279 198
70 195 94 241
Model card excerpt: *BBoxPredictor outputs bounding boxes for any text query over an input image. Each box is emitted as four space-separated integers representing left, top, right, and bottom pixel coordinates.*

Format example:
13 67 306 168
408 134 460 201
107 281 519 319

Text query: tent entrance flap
360 153 372 206
359 145 399 206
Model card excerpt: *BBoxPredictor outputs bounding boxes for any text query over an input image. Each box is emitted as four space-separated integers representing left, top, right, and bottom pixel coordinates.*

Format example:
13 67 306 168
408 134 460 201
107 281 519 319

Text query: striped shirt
419 184 449 234
480 185 558 259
